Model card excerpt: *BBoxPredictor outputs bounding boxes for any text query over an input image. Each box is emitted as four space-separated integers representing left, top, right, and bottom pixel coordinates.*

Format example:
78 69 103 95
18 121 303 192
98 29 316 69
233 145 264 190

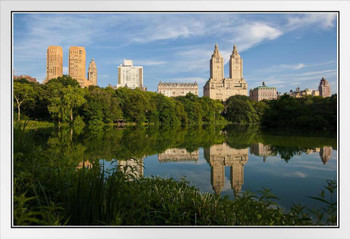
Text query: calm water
26 124 337 210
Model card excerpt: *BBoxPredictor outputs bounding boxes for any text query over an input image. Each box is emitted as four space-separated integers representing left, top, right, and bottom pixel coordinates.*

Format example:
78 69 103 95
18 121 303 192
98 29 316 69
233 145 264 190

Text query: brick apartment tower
44 46 63 83
69 46 86 87
87 58 97 86
318 77 331 97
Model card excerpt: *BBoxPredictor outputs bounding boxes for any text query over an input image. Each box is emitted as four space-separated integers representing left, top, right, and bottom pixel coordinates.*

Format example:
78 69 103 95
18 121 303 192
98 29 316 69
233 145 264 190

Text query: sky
13 13 338 96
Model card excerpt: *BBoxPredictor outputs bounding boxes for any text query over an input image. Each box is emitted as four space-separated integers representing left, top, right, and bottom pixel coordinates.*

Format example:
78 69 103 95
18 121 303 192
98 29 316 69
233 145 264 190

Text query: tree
63 85 86 124
224 95 259 123
13 82 35 121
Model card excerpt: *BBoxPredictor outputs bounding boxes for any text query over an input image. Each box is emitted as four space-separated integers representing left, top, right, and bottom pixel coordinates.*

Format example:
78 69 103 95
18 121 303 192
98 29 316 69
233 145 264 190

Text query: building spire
213 43 221 57
232 44 238 55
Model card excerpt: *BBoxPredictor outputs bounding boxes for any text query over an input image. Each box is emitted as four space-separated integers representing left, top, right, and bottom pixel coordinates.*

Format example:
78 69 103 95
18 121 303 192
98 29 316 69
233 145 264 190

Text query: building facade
157 82 198 97
117 59 143 89
69 46 87 87
289 87 320 98
14 75 37 83
87 58 97 86
44 46 63 84
249 82 277 102
203 44 248 101
318 77 331 97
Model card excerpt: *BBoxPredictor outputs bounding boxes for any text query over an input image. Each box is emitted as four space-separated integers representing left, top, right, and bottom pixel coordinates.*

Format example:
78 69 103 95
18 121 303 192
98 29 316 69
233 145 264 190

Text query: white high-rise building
117 59 143 89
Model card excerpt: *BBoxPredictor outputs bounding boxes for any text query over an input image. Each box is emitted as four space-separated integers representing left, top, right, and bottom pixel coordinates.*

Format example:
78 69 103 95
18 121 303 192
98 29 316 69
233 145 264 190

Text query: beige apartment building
157 82 198 97
44 46 63 84
87 58 97 86
318 77 331 97
69 46 87 87
289 87 320 98
203 44 248 101
249 82 277 102
204 143 248 195
117 59 144 90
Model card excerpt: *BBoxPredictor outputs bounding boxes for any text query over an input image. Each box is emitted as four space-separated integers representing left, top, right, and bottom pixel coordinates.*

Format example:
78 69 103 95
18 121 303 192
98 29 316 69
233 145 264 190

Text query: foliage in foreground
14 163 337 226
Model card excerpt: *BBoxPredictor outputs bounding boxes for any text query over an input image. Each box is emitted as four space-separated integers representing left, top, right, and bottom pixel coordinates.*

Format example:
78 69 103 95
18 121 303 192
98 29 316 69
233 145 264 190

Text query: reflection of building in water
305 146 333 165
158 148 199 162
76 160 93 170
320 146 332 165
306 148 321 154
249 143 276 162
204 143 248 195
118 158 144 180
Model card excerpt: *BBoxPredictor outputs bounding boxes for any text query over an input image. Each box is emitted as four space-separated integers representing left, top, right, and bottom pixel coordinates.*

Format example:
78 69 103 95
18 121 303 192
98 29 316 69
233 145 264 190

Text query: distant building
87 58 97 86
203 44 248 101
157 82 198 97
117 59 144 90
158 148 199 162
318 77 331 97
69 46 88 87
249 82 277 102
289 87 319 98
44 46 63 84
13 75 37 83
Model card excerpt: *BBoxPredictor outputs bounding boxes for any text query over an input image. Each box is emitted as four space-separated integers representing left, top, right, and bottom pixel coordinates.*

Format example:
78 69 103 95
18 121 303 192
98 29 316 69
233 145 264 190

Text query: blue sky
13 13 337 96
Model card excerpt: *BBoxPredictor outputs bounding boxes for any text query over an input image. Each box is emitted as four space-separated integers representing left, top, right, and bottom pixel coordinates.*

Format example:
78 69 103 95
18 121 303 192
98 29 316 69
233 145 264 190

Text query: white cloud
133 60 167 66
286 13 337 31
280 63 305 70
302 69 336 76
233 22 283 51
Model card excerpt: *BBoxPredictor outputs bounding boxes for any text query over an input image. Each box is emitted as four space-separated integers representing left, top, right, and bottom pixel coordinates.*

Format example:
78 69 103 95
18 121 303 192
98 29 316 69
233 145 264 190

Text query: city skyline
14 13 337 96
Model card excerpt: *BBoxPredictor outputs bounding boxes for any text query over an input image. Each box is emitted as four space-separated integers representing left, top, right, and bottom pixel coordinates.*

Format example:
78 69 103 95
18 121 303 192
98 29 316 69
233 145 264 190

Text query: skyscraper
203 44 248 101
318 77 331 97
117 59 143 90
87 58 97 86
44 46 63 84
69 46 86 87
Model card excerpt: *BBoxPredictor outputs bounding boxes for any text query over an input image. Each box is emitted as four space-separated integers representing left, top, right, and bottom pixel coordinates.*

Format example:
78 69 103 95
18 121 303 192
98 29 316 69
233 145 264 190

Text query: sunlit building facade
117 59 144 90
44 46 63 84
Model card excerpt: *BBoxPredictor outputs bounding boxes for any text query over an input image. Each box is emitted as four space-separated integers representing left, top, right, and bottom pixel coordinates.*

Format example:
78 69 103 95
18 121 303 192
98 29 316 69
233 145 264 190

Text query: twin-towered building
203 44 248 101
44 46 97 88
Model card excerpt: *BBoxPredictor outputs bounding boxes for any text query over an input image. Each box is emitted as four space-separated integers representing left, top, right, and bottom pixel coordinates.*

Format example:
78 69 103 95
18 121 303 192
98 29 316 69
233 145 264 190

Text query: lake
18 124 337 211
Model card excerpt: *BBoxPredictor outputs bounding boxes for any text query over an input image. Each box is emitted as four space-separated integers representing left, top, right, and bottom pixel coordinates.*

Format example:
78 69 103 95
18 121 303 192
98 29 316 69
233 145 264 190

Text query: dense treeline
14 76 337 130
14 75 226 126
261 94 337 130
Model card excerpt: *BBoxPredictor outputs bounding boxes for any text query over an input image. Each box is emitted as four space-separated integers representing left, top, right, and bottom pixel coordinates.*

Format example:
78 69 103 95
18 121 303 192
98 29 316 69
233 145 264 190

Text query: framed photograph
1 1 349 238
